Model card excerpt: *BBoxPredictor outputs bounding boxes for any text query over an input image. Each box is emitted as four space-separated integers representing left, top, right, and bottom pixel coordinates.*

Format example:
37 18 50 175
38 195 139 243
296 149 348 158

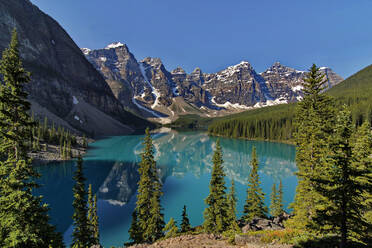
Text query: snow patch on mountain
81 48 91 55
211 97 251 110
105 42 125 49
292 85 303 92
139 63 161 108
132 97 162 118
72 96 79 105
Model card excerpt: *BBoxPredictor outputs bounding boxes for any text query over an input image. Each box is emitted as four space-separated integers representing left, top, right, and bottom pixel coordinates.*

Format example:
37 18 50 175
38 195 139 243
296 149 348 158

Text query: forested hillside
208 64 372 141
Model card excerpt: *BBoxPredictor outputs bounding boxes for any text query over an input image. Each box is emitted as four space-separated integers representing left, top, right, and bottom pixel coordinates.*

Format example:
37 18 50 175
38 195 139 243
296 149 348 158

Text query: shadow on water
34 130 298 247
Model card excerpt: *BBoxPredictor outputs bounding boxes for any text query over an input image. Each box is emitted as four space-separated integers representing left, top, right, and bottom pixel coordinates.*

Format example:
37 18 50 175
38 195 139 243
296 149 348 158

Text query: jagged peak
141 57 164 67
81 48 91 55
105 42 126 50
224 61 252 71
172 67 186 74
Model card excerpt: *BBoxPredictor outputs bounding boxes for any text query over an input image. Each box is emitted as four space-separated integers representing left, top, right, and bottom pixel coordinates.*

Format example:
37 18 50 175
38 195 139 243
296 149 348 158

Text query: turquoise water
35 130 297 247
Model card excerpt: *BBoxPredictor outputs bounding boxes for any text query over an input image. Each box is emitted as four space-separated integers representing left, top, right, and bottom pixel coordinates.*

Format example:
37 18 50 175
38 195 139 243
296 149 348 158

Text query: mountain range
83 42 343 123
0 0 344 132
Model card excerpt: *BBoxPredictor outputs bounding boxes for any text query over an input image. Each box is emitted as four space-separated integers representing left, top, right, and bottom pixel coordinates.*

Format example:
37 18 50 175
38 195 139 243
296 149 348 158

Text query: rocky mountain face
84 43 343 123
0 0 150 136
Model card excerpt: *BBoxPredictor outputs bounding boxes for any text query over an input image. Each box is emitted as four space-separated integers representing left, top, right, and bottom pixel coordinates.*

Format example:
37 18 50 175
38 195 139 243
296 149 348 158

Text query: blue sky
30 0 372 78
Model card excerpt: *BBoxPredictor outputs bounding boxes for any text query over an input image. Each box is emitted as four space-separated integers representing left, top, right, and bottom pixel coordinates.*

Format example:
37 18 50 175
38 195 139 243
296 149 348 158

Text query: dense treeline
208 104 295 141
208 64 372 141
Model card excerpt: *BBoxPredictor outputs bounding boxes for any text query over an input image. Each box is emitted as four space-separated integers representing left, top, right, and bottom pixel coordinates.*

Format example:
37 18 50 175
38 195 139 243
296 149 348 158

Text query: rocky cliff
84 43 343 123
0 0 151 136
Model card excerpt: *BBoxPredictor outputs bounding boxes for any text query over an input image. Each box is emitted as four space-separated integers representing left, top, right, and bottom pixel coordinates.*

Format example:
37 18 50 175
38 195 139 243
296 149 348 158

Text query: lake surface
35 130 297 247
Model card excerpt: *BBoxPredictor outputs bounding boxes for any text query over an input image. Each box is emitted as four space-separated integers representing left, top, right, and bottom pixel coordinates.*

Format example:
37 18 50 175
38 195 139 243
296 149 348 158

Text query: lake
35 130 297 247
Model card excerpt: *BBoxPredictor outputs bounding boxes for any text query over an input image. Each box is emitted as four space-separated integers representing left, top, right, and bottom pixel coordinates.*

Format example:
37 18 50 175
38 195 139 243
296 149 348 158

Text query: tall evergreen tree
71 155 91 247
352 121 372 230
270 181 284 217
132 128 164 243
180 205 191 233
203 139 229 233
270 183 278 217
87 184 99 245
312 108 371 247
242 147 267 222
0 29 63 248
128 210 142 244
226 180 239 231
288 64 336 230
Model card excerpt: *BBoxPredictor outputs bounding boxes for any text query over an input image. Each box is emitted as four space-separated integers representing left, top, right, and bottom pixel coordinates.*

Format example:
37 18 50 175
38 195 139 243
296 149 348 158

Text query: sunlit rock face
84 44 343 122
0 0 149 135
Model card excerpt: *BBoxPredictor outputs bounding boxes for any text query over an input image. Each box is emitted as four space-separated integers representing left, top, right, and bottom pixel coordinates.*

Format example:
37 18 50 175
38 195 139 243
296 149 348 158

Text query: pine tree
0 29 63 248
180 205 191 233
287 64 336 230
278 180 284 215
163 218 178 239
270 181 283 217
87 184 99 245
352 121 372 232
226 180 240 231
203 139 229 233
133 128 164 243
129 210 142 244
242 146 267 222
312 108 371 247
270 183 278 217
71 155 91 247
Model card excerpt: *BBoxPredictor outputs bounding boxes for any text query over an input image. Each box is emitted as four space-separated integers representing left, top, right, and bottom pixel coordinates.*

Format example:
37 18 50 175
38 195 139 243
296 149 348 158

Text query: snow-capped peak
105 42 125 49
81 48 91 55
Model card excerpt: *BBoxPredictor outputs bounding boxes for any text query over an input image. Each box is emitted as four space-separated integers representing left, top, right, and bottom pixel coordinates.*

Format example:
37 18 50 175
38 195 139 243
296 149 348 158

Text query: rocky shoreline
29 136 94 165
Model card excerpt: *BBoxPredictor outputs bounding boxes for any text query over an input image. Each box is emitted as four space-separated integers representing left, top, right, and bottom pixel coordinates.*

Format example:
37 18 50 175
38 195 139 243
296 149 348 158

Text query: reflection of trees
35 131 296 235
148 132 297 184
34 160 114 234
96 131 297 203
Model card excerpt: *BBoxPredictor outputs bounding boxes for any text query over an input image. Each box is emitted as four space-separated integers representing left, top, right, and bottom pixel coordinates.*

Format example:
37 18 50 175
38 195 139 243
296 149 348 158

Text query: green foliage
270 181 284 217
310 108 371 247
132 128 164 243
242 147 267 222
287 64 336 231
0 29 63 248
71 156 91 247
207 63 372 142
203 139 229 233
163 218 179 239
208 104 295 142
128 210 141 244
88 184 99 245
226 180 240 232
180 205 192 233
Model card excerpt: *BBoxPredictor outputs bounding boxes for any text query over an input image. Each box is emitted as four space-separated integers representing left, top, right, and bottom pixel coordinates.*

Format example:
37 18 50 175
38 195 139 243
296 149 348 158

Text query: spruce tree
278 180 284 215
312 108 371 247
270 181 283 217
180 205 191 233
353 121 372 231
128 210 142 244
71 155 91 247
288 64 336 230
203 139 229 233
242 146 267 222
163 218 178 239
270 183 278 217
226 180 239 231
88 184 99 245
132 128 164 243
0 29 63 248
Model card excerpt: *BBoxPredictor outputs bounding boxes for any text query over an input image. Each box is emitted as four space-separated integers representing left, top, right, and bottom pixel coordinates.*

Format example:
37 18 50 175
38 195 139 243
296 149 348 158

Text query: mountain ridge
83 42 343 123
